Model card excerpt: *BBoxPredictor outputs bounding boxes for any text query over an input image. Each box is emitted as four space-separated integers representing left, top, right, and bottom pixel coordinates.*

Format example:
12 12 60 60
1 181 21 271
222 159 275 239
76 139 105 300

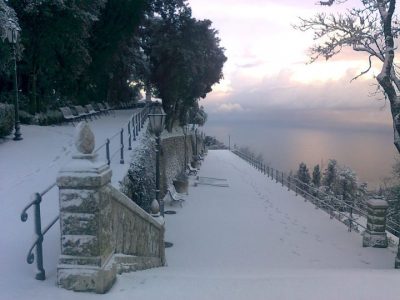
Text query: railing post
288 176 291 191
128 121 132 150
136 115 139 136
271 168 274 180
275 170 278 183
33 193 45 280
348 206 353 232
295 181 298 196
281 172 284 186
106 138 110 165
120 128 124 164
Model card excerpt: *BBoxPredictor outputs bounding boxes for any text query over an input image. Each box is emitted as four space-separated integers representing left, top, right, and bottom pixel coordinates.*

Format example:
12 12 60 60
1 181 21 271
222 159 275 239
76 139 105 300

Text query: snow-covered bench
167 184 186 207
59 107 79 125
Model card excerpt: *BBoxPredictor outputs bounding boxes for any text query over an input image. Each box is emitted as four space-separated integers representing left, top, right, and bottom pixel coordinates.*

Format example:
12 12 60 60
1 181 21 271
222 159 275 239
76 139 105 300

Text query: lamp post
148 103 166 216
195 128 198 156
6 19 22 141
183 124 188 169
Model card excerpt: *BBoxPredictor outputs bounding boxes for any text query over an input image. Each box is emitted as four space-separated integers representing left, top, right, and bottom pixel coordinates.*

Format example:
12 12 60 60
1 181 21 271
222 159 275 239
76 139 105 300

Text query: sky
188 0 394 131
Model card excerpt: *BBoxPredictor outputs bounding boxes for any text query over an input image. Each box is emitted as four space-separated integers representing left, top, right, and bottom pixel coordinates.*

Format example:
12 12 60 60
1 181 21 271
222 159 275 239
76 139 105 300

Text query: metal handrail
20 183 58 280
231 149 387 235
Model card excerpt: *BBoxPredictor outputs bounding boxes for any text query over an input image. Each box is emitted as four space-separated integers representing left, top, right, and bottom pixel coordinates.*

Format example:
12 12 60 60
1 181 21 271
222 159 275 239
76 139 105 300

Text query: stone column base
362 231 388 248
57 261 116 294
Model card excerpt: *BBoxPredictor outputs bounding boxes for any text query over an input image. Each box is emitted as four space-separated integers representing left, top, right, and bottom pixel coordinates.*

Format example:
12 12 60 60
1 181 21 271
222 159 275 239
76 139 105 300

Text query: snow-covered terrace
1 112 400 299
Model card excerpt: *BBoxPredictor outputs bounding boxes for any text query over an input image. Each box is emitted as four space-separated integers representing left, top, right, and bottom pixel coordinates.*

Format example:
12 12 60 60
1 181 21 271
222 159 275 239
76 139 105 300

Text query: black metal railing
20 105 150 280
232 149 400 238
20 182 58 280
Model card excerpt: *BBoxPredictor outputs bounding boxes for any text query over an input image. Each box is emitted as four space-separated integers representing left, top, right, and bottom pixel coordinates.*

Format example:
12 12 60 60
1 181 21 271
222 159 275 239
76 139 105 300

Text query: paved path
112 150 400 300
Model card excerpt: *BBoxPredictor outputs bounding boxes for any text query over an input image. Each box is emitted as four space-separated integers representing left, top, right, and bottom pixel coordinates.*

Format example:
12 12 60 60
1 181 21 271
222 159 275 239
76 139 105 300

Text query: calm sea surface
204 120 398 189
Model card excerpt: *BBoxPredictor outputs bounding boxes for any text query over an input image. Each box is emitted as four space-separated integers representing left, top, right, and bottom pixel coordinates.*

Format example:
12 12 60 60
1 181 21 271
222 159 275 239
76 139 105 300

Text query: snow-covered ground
1 116 400 299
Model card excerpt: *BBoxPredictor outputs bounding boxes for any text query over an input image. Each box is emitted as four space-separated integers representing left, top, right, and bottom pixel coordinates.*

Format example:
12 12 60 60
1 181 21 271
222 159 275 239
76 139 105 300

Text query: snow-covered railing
232 149 400 238
94 105 150 165
19 105 151 281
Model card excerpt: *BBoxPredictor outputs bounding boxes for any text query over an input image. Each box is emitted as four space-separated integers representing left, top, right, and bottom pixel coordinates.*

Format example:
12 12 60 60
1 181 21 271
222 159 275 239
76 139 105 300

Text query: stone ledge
114 254 163 274
58 260 116 293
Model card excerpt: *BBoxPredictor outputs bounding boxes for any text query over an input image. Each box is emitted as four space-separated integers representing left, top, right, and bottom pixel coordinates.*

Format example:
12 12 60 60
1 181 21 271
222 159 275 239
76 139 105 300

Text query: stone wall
160 134 193 196
109 185 165 264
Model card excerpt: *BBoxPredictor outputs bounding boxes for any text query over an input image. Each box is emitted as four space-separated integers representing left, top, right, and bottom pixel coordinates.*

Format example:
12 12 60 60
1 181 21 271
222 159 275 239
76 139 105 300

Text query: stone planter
173 179 188 194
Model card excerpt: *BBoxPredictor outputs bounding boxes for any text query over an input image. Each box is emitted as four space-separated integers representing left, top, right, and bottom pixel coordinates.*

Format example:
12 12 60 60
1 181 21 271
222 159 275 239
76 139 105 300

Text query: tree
0 0 19 102
8 0 106 113
336 166 358 205
295 0 400 154
145 3 226 130
322 159 338 190
297 162 311 192
312 164 321 187
80 0 148 106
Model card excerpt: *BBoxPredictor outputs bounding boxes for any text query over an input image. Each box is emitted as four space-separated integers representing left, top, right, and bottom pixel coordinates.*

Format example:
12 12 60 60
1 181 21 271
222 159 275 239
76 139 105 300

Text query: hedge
0 103 14 137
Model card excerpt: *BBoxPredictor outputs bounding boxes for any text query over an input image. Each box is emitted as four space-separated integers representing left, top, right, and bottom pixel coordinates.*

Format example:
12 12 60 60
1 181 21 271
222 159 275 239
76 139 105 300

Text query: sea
203 119 398 190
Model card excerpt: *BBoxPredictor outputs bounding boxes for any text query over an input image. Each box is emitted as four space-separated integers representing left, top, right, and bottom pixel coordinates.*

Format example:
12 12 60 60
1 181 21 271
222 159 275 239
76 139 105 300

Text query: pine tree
312 164 321 187
322 159 337 191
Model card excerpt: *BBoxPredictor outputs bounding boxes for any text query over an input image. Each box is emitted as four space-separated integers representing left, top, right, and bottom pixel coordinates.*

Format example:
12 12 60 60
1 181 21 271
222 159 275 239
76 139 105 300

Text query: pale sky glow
188 0 393 129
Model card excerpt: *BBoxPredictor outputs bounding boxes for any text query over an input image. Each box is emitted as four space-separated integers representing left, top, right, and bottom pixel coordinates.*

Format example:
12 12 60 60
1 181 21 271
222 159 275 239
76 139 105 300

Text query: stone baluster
56 122 116 293
362 197 389 248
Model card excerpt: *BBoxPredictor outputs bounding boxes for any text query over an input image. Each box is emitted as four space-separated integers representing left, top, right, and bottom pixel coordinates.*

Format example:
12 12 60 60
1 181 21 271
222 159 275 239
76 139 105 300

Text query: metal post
275 170 278 183
12 43 22 140
132 123 136 141
106 138 110 165
135 115 139 136
156 134 164 216
120 128 124 164
184 132 187 169
128 121 132 150
138 114 141 132
33 193 45 280
349 206 353 232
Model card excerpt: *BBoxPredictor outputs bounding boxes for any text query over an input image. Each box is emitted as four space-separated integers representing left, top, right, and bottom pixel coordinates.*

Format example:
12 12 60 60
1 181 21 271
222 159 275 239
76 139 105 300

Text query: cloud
216 103 245 113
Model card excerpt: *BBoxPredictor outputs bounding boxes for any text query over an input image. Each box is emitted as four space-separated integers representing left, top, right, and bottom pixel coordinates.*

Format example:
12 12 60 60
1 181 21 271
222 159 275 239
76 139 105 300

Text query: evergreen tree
322 159 337 191
297 162 311 192
312 164 321 187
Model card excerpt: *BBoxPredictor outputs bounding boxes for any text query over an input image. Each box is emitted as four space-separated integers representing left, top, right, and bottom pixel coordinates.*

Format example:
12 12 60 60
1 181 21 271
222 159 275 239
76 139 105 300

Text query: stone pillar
56 122 116 293
362 197 389 248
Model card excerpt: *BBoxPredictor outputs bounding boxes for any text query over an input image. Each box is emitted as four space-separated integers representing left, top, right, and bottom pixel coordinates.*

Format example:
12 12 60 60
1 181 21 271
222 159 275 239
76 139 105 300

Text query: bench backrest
60 107 74 117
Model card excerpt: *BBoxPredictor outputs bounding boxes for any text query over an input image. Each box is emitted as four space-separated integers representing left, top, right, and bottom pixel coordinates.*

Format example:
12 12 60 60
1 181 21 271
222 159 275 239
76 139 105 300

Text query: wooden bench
103 102 115 116
167 185 186 207
59 107 79 125
187 163 198 175
73 105 93 121
85 104 101 118
96 102 109 115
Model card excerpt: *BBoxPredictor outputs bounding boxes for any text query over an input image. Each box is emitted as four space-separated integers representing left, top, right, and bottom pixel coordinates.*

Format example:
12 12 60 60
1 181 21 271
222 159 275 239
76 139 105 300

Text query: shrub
19 110 35 124
120 132 156 212
35 110 64 126
0 103 14 137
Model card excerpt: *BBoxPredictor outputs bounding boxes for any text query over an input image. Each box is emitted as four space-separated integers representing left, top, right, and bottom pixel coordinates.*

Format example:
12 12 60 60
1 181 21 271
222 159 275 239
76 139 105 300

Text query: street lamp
195 128 198 156
5 19 22 141
182 124 188 169
148 103 166 216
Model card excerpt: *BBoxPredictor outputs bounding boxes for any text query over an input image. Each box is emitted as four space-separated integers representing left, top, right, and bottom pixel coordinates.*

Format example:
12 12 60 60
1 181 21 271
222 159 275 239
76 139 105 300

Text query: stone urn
173 172 189 194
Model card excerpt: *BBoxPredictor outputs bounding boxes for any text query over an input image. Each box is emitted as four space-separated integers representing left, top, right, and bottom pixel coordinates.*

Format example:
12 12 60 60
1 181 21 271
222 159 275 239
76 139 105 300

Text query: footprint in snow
291 250 301 256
